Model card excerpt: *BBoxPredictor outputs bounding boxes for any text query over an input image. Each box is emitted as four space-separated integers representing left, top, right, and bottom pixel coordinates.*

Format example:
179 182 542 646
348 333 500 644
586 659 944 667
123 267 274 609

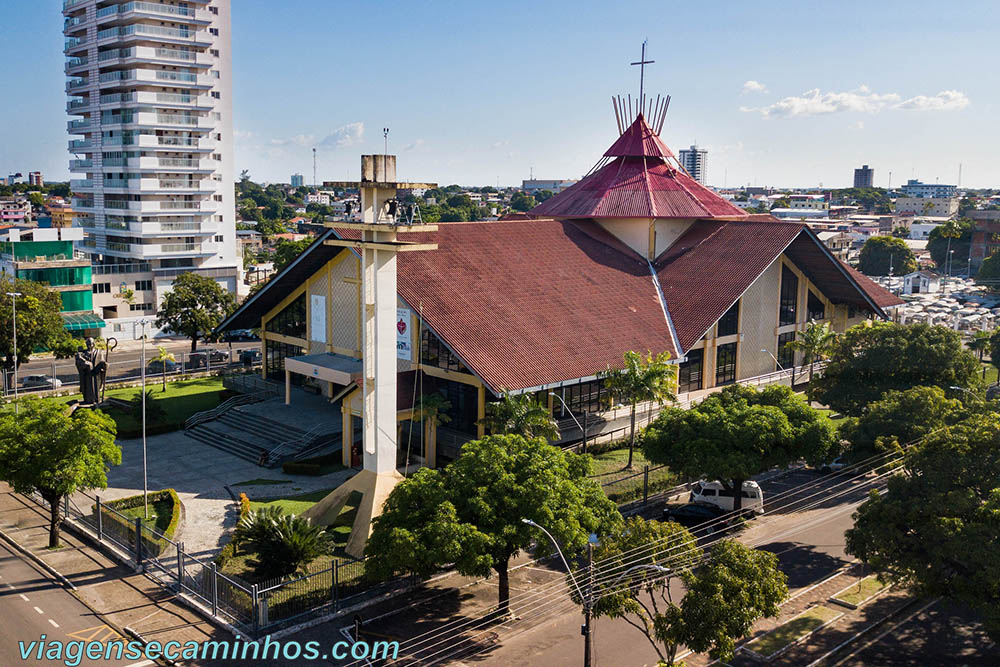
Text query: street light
522 518 670 667
136 319 150 520
6 291 22 412
761 348 784 372
549 391 589 453
950 385 985 404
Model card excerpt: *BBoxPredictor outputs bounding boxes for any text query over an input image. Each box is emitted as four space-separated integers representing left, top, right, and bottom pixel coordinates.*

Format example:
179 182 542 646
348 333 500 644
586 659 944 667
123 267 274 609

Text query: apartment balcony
98 90 212 111
65 56 89 73
105 242 212 259
96 45 213 68
96 2 212 26
96 68 214 90
64 37 88 53
98 111 214 130
66 78 89 91
104 200 214 213
135 135 216 152
62 0 86 11
68 139 93 151
69 179 94 191
70 159 93 170
108 220 215 236
102 177 206 193
67 118 92 132
97 156 214 172
67 98 91 113
96 23 211 48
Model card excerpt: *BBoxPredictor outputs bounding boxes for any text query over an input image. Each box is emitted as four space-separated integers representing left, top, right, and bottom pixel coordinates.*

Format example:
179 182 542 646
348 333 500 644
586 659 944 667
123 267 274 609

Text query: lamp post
549 391 589 453
137 319 149 520
761 348 784 372
6 291 22 412
523 518 670 667
950 385 985 406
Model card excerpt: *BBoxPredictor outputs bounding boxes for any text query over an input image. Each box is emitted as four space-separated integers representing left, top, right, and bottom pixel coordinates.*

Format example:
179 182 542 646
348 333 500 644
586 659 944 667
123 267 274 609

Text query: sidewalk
0 485 234 657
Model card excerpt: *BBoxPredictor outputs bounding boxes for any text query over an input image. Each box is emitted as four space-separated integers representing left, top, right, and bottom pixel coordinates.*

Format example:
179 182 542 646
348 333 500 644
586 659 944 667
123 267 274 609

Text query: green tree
154 273 236 352
812 322 980 417
129 389 166 423
588 517 702 666
535 189 555 203
783 320 837 403
891 226 910 238
601 350 677 469
367 434 621 614
858 236 918 276
679 540 788 661
977 252 1000 288
0 276 74 386
151 346 176 391
0 399 119 547
845 414 1000 641
233 506 334 578
927 219 967 275
510 192 536 212
28 192 45 209
272 237 313 273
479 392 559 441
838 385 965 462
969 329 991 362
643 384 835 512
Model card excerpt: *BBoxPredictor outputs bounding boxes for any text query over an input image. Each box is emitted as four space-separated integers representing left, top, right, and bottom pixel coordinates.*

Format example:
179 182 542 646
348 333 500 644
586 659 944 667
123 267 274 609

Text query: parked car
21 375 62 389
820 456 848 474
188 350 228 368
663 502 730 532
689 480 765 514
205 349 229 362
223 329 260 342
147 359 177 374
240 349 262 365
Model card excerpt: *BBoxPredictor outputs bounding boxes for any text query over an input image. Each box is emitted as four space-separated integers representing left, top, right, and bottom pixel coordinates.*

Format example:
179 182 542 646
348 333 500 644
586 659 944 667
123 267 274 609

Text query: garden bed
829 574 891 609
99 488 183 557
743 605 843 662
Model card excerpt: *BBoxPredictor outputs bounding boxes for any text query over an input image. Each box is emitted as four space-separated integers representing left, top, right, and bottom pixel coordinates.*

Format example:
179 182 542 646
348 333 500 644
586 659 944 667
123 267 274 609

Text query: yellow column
341 401 352 468
477 385 486 438
284 369 291 405
425 420 437 468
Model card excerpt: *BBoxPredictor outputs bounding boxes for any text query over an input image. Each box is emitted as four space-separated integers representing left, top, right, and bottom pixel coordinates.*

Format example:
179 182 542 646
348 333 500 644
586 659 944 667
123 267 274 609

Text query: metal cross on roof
630 40 654 105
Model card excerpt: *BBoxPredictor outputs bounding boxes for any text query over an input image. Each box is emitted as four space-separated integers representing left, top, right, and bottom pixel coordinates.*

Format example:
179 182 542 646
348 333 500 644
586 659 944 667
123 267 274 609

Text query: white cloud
709 141 744 154
850 121 864 130
269 133 316 147
401 139 425 152
895 89 970 111
233 129 254 142
741 86 970 118
319 122 365 148
489 140 510 150
741 80 767 94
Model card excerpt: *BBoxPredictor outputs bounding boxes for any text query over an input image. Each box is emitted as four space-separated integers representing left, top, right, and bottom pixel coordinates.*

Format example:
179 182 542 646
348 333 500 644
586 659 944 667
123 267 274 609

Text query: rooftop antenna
630 40 654 115
958 163 962 187
312 147 317 190
383 127 389 155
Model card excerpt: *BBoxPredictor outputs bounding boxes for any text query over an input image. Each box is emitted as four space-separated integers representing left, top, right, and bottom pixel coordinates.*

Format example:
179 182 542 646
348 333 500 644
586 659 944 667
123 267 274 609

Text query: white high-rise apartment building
678 144 708 185
64 0 238 339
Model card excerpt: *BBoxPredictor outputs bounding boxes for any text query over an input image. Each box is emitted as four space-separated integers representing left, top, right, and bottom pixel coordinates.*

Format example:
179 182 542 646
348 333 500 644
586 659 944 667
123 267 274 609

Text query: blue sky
3 1 997 188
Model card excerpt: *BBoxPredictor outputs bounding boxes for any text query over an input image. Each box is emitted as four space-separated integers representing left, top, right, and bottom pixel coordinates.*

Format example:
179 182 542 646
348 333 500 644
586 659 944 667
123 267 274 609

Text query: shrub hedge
281 462 323 476
100 488 182 557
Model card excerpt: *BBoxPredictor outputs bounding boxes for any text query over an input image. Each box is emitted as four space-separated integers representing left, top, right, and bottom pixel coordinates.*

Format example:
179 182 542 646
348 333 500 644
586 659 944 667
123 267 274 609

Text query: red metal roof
529 114 747 221
603 114 675 158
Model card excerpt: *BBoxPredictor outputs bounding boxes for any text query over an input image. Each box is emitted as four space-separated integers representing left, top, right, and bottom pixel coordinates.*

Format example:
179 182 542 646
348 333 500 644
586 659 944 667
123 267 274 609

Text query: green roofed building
0 226 104 336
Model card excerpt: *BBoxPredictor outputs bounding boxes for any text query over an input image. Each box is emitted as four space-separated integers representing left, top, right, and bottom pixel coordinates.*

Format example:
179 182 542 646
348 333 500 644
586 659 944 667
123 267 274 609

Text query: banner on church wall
311 295 326 343
397 308 412 360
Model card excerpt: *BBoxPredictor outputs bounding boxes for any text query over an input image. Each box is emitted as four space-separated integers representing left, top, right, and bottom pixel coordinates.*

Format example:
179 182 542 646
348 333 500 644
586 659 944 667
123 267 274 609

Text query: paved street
0 541 145 667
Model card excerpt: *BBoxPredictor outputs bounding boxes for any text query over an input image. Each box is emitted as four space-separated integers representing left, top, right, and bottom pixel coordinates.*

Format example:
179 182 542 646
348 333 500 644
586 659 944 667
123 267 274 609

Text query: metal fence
2 348 262 399
23 488 411 636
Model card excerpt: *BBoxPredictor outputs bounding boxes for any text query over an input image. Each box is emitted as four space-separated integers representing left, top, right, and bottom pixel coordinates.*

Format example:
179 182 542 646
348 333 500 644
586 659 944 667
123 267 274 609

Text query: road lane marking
48 619 59 628
19 593 28 601
34 606 44 614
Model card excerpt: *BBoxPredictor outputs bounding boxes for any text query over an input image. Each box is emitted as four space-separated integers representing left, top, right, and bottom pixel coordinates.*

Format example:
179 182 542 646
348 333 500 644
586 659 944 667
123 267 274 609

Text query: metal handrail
264 421 338 466
184 390 273 430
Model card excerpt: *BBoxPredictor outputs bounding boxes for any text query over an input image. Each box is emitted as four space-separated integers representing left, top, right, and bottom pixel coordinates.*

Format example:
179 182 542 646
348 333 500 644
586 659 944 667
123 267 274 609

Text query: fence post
63 495 69 520
643 465 649 505
251 583 259 635
177 541 184 590
134 517 143 569
210 562 219 617
332 561 340 611
96 496 103 542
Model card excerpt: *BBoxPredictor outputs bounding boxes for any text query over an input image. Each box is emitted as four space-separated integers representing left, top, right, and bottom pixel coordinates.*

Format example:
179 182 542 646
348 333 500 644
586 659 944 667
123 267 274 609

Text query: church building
216 112 902 470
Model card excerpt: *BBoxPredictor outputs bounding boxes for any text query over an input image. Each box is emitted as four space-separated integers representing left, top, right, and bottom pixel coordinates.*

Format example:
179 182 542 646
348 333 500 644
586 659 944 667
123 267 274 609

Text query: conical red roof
530 115 747 220
604 114 674 158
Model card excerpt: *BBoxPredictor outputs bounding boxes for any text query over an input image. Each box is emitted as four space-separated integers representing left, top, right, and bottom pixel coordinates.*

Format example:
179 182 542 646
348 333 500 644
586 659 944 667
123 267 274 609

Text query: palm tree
600 350 676 469
409 391 451 468
784 320 837 405
968 330 991 362
234 506 333 578
478 392 558 441
152 346 176 391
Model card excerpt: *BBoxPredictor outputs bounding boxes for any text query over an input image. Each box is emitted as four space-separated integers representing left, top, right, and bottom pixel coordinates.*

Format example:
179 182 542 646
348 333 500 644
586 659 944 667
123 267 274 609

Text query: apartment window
134 279 152 291
777 332 795 370
715 343 737 386
562 379 608 416
211 92 220 99
807 290 825 321
214 235 224 242
717 301 739 337
92 282 111 294
678 348 704 393
210 48 220 56
209 28 219 36
214 195 223 202
779 265 798 326
209 6 219 14
129 303 154 312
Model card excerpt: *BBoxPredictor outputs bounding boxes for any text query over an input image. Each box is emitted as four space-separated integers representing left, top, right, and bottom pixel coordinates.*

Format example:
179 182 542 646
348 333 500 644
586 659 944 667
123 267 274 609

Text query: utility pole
312 148 317 190
6 291 21 412
583 541 594 667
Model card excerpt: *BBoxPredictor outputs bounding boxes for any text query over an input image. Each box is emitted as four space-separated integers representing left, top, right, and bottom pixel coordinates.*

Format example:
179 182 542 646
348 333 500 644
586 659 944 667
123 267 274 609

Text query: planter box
829 575 892 610
743 605 844 662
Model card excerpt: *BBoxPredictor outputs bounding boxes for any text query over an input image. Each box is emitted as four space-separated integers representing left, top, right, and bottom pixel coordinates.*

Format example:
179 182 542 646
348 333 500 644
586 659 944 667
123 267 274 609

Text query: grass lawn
49 377 225 433
589 446 653 476
746 605 842 658
831 575 890 607
248 486 341 516
981 363 997 385
117 495 175 534
587 447 678 503
815 407 847 426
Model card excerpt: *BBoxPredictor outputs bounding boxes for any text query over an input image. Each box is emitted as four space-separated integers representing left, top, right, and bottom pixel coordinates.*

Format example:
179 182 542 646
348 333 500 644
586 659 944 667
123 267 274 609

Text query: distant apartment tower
63 0 238 339
678 145 708 184
291 173 304 188
853 164 873 188
28 171 44 187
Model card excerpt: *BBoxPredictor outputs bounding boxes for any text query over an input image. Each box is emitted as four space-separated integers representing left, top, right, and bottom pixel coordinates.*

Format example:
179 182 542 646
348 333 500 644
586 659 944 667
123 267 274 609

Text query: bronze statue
75 337 107 405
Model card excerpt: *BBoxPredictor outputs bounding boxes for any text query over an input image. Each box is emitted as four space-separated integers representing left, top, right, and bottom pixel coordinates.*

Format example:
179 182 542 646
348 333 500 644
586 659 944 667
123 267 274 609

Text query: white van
689 480 764 515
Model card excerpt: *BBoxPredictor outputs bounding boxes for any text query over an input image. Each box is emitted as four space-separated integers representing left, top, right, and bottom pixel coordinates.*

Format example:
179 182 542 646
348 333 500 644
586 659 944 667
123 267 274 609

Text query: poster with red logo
397 308 412 360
